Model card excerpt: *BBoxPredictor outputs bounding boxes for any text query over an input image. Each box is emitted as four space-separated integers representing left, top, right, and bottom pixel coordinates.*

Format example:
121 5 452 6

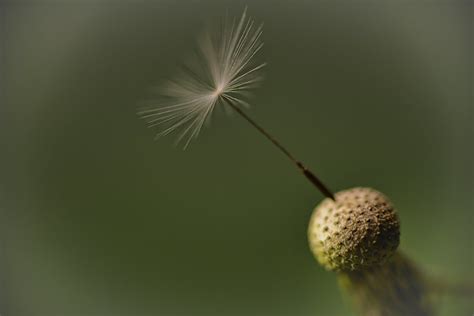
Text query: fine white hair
138 8 265 148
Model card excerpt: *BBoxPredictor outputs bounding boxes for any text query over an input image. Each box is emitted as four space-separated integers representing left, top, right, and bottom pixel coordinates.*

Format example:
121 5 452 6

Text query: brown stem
225 101 335 200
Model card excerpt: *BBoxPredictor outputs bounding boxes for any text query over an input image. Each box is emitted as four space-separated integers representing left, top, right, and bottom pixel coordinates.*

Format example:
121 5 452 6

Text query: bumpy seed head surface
308 187 400 272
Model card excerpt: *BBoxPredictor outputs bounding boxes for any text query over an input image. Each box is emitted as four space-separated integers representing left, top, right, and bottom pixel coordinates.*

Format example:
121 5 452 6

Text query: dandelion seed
137 8 335 200
138 8 266 148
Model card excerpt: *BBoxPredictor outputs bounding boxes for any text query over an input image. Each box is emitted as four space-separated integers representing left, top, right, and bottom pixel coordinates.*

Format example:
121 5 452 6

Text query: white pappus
138 8 265 148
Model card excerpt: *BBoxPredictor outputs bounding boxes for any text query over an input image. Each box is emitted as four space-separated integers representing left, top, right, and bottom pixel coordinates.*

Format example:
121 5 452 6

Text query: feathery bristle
138 8 265 148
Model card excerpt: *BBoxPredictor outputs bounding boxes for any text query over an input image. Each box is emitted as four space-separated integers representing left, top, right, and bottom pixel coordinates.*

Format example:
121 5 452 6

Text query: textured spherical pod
308 187 400 271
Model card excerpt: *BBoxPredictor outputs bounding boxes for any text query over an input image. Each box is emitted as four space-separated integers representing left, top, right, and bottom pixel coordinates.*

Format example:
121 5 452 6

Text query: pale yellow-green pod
308 187 400 272
308 187 434 316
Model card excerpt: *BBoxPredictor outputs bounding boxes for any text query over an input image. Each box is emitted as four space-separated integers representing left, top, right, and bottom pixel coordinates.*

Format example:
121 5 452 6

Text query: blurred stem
337 252 433 316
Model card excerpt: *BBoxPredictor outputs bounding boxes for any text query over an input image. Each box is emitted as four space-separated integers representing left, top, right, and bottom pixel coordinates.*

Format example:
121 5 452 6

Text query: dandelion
138 8 265 148
137 8 472 316
138 8 334 200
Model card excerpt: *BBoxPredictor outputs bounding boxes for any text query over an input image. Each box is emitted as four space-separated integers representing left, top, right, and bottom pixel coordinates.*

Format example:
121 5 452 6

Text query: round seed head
308 187 400 272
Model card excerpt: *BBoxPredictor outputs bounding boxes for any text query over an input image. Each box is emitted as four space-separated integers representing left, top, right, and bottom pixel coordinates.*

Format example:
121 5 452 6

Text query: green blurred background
1 1 472 315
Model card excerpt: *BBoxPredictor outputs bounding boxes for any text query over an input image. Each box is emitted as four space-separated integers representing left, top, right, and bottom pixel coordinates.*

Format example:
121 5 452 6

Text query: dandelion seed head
138 8 265 148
